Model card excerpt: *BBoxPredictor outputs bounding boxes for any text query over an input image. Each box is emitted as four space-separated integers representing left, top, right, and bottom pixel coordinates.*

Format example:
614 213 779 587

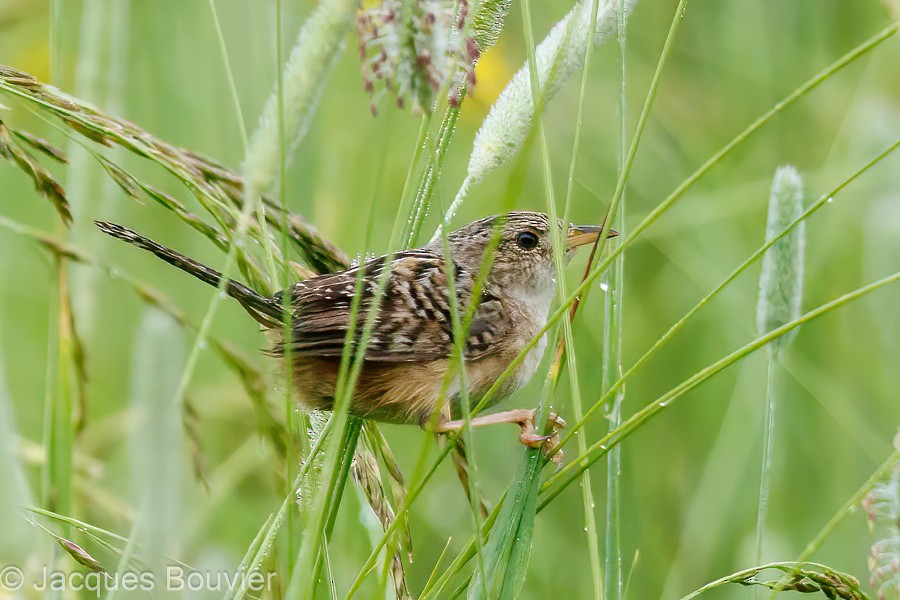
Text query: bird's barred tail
95 220 283 327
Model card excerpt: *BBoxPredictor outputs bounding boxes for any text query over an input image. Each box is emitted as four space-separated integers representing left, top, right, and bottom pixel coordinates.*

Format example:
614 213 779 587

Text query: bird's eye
515 231 540 250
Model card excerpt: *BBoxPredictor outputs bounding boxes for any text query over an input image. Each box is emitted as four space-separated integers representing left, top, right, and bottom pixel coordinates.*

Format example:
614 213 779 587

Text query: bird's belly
291 356 456 425
290 321 549 424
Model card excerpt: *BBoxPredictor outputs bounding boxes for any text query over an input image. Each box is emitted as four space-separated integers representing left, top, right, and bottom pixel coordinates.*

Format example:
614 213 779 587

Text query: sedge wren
97 212 614 448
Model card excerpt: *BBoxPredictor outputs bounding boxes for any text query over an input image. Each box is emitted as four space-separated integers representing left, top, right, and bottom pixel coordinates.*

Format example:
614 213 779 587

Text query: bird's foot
514 409 567 465
434 408 567 464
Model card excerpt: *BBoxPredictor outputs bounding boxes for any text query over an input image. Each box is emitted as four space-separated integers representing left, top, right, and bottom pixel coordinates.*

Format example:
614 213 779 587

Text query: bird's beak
566 224 619 250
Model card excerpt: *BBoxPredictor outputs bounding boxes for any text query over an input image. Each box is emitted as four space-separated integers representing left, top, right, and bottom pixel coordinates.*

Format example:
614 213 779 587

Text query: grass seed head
465 0 634 184
756 165 805 355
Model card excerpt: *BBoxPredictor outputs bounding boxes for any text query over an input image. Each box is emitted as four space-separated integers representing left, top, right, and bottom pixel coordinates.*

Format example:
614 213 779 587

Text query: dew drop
599 282 609 292
198 339 208 350
826 197 834 204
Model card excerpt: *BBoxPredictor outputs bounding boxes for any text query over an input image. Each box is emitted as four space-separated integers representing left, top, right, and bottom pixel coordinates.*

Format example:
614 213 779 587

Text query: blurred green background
0 1 898 598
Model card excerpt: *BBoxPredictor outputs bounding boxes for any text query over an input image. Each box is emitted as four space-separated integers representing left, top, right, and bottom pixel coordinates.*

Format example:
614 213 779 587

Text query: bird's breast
462 299 549 409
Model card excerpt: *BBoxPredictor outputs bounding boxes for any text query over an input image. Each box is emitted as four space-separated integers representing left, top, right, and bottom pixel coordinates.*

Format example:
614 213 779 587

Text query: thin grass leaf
541 271 900 504
449 436 491 518
764 444 900 596
468 450 542 599
25 506 195 572
554 139 899 457
473 0 610 596
226 417 336 600
420 497 504 599
42 258 75 537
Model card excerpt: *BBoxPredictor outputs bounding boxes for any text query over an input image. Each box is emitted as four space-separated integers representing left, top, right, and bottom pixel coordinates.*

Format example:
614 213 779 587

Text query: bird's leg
435 409 567 461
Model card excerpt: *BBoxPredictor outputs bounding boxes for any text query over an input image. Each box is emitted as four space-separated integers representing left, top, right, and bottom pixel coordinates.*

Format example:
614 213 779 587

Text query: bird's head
434 211 616 302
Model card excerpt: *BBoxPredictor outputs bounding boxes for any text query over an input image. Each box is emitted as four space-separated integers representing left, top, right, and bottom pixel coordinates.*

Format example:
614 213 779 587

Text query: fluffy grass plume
439 0 634 227
755 165 805 569
467 0 634 182
244 0 356 195
757 165 806 355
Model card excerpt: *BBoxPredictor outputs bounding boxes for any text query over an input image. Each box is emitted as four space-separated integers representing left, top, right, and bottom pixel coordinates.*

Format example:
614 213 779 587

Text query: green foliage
0 2 898 599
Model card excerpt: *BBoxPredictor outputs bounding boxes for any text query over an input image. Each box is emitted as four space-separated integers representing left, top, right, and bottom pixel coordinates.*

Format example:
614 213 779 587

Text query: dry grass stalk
351 441 411 600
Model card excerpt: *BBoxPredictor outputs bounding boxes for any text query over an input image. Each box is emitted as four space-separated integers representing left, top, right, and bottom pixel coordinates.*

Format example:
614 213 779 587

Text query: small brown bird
97 212 613 447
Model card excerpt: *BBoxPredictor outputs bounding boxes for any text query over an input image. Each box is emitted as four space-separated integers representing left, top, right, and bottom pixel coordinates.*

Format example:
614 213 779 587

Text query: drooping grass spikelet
863 431 900 599
0 65 348 274
244 0 356 195
0 119 71 224
443 0 634 225
682 562 868 600
757 165 806 355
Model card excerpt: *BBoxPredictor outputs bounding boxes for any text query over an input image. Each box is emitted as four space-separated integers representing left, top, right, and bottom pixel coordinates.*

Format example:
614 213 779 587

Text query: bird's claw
515 410 567 465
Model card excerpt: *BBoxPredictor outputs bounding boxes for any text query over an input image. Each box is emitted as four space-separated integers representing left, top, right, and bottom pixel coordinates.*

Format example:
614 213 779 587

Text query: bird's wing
273 252 506 363
275 251 454 362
